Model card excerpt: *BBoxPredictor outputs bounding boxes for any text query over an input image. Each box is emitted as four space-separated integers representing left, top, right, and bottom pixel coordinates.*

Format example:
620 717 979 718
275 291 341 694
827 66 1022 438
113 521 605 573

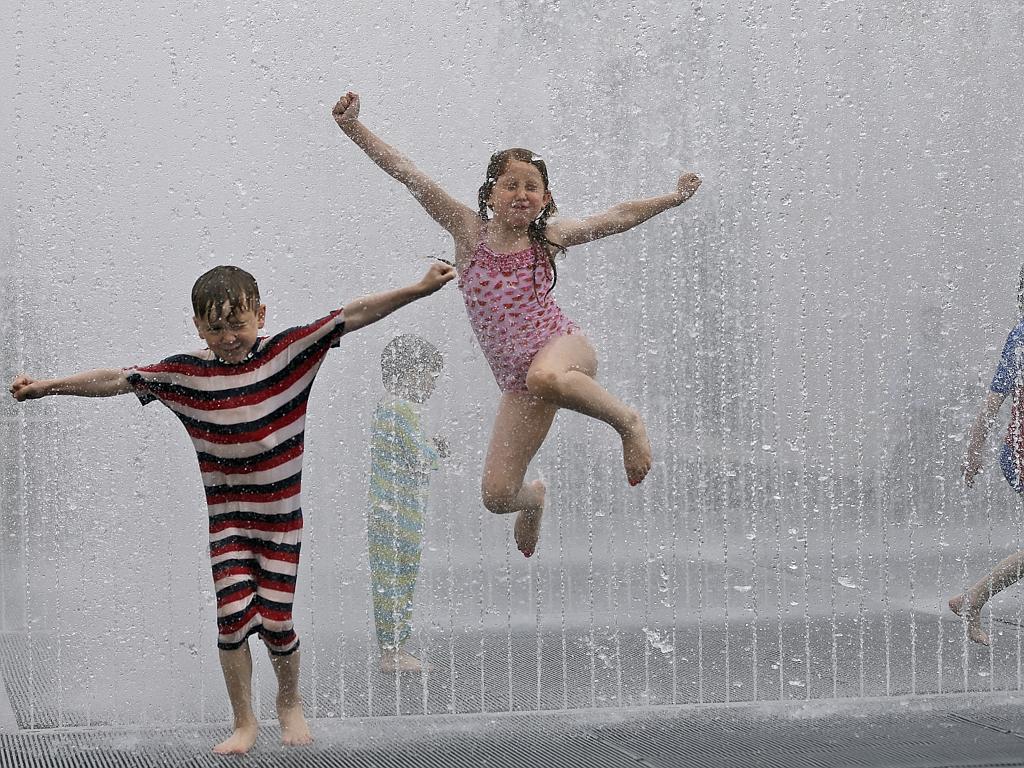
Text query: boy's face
193 301 266 364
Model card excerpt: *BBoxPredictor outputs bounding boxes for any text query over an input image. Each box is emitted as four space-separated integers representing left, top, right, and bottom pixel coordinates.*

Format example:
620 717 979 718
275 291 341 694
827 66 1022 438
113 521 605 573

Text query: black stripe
253 595 298 612
216 579 256 600
217 594 297 627
260 627 297 642
204 471 302 499
255 572 298 589
210 535 302 556
213 562 297 589
218 632 300 655
212 558 258 581
197 432 305 469
175 388 313 438
144 330 337 405
217 606 259 629
208 508 304 530
217 626 262 650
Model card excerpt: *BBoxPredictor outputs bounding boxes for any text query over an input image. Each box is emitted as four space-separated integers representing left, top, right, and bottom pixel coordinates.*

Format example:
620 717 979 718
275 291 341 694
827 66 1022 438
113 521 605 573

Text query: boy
9 260 455 753
368 335 449 672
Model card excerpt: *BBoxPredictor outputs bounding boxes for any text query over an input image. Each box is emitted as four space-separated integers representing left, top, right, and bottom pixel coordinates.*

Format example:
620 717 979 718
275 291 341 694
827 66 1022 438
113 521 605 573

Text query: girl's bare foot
514 479 545 558
621 410 652 486
277 701 312 747
379 648 427 673
949 593 990 646
212 722 258 755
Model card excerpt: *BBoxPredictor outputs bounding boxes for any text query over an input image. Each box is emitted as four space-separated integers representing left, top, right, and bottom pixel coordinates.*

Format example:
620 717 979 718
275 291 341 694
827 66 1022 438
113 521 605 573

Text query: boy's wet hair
192 266 261 322
477 148 566 299
381 335 443 393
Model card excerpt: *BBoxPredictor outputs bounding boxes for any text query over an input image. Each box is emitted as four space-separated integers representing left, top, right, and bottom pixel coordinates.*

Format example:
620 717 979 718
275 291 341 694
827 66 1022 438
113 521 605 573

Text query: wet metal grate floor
1 609 1018 729
4 699 1024 768
4 610 1024 766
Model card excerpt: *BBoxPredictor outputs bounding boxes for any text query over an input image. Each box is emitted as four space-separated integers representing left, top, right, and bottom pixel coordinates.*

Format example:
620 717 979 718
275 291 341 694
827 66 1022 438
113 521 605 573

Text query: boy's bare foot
277 701 312 747
949 593 990 646
514 479 545 558
379 648 427 673
621 410 652 486
212 722 258 755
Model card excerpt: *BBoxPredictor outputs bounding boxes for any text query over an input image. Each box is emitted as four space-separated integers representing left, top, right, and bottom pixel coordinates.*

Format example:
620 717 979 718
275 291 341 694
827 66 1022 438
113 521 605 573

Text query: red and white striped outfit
125 309 345 655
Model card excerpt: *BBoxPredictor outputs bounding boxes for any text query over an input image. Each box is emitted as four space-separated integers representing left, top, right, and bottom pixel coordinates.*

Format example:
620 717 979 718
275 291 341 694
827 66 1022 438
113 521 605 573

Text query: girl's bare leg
481 392 558 557
526 334 652 486
948 550 1024 646
269 648 312 746
214 645 259 754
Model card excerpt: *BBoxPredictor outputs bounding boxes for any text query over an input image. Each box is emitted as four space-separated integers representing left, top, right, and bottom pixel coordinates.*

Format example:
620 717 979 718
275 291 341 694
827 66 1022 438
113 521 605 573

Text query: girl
333 91 701 557
950 265 1024 645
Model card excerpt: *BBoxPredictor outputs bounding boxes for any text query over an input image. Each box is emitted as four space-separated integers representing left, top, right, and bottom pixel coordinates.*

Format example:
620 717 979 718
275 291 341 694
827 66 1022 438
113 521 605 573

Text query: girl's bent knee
481 485 516 515
525 368 560 398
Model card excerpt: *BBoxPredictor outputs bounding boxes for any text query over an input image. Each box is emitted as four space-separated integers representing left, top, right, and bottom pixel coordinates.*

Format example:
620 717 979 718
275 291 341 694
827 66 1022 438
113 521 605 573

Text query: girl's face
487 160 551 228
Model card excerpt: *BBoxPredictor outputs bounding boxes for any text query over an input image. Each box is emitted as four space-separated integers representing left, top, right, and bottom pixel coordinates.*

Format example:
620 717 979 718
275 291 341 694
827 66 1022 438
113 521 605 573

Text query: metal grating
3 607 1019 730
4 699 1024 768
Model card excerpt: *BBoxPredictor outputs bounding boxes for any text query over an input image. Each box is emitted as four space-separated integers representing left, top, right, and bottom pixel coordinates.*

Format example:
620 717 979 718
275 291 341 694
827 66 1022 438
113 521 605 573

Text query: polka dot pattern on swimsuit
458 241 578 393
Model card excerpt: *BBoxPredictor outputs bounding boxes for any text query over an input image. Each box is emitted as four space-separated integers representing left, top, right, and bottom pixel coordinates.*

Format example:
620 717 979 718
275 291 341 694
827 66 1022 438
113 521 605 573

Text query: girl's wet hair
381 334 443 394
192 266 261 322
477 148 566 299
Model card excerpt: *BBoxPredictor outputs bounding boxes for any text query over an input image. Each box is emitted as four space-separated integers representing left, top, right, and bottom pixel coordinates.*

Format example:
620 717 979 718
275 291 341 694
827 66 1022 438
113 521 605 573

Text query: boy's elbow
341 310 365 333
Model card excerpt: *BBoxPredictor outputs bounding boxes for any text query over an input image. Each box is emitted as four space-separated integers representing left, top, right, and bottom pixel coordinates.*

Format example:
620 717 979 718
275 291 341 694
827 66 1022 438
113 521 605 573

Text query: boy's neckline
212 338 262 365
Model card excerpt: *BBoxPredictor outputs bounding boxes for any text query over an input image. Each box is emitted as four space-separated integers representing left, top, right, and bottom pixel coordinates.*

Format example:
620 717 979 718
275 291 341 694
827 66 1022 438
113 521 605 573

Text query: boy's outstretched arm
342 261 455 333
10 369 131 401
331 91 477 238
963 391 1007 487
548 172 702 248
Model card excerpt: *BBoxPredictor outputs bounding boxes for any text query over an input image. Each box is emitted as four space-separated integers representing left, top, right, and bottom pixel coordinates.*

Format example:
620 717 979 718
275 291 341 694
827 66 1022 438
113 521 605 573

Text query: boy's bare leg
269 649 312 746
379 648 427 673
526 335 652 486
949 550 1024 646
214 645 259 754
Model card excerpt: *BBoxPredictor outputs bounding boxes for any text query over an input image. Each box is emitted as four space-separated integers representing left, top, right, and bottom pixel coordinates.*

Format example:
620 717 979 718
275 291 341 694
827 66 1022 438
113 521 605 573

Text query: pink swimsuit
459 240 579 393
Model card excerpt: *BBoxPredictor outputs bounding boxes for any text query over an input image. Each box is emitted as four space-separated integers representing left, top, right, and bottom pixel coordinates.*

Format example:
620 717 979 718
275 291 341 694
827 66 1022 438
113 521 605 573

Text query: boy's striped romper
125 309 345 655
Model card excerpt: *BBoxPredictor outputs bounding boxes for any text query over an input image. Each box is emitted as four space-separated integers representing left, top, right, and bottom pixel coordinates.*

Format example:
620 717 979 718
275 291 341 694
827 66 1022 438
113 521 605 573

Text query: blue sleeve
991 326 1024 394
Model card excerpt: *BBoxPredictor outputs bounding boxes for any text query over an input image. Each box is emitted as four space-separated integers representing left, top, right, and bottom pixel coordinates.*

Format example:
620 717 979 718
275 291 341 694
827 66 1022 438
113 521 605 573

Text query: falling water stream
3 0 1024 734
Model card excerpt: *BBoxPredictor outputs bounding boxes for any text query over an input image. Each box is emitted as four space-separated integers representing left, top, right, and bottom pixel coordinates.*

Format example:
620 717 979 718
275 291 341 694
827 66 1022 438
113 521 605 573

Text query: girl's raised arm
332 92 478 239
547 171 701 248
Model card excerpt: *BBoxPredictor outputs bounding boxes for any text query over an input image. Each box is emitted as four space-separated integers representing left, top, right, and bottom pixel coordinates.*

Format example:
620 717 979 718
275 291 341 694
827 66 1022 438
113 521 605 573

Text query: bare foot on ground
514 479 545 558
379 649 427 673
948 593 990 646
212 722 258 755
621 411 652 486
278 701 312 747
